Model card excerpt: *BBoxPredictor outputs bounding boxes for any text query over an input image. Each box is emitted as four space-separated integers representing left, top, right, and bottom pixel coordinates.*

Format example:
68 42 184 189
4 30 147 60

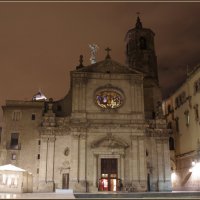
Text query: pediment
91 134 129 149
75 58 141 74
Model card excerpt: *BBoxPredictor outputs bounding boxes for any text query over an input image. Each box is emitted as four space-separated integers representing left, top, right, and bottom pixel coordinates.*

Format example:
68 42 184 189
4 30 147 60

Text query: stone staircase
55 189 73 194
74 191 200 199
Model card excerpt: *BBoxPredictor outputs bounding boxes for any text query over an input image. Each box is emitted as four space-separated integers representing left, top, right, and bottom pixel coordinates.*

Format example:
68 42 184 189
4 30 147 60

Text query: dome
32 90 47 101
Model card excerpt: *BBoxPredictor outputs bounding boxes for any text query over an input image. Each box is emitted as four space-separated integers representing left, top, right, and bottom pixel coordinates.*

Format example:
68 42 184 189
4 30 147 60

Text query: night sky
0 2 200 124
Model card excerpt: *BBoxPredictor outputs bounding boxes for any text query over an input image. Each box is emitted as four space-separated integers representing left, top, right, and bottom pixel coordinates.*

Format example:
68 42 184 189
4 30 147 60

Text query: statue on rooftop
89 44 99 64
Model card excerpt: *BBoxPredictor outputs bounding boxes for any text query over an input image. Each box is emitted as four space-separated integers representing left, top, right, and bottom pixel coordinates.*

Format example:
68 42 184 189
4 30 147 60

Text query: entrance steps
55 189 73 194
74 191 200 199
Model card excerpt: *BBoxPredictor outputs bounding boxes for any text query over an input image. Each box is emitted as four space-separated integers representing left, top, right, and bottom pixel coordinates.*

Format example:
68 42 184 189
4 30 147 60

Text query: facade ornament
58 161 70 174
91 134 129 149
105 47 111 59
64 147 70 156
135 12 143 29
76 55 84 70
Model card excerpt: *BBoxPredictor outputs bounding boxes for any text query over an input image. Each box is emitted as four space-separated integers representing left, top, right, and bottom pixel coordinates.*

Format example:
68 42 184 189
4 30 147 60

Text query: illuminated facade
163 64 200 191
0 17 172 193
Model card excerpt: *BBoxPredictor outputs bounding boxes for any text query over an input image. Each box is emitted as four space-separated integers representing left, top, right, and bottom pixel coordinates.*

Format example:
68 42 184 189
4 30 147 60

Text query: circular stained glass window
96 90 123 109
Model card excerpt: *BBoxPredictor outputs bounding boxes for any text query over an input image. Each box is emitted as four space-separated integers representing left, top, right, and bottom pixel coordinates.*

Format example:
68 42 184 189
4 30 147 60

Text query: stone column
140 84 144 111
131 136 139 181
72 80 79 112
70 133 79 182
39 137 48 182
130 79 134 112
120 155 125 182
79 134 86 181
163 138 172 191
136 85 140 112
81 79 86 111
139 137 146 181
93 154 98 187
156 138 164 191
149 137 158 191
47 136 56 182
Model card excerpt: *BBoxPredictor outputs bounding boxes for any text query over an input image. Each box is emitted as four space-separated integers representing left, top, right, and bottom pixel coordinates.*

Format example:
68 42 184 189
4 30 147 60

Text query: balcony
6 143 21 150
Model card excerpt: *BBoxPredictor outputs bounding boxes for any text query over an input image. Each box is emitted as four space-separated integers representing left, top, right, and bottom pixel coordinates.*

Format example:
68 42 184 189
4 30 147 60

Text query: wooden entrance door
62 173 69 189
100 158 118 191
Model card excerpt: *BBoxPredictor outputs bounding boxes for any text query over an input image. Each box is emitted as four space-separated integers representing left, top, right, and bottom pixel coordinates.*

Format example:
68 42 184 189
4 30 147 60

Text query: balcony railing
6 143 21 150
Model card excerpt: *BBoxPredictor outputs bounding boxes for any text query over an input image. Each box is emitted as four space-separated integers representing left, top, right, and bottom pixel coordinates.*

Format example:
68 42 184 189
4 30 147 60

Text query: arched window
140 37 147 50
169 137 175 150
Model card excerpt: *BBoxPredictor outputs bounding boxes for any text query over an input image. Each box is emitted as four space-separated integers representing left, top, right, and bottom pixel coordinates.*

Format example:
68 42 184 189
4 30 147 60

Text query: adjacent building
0 17 172 193
163 64 200 191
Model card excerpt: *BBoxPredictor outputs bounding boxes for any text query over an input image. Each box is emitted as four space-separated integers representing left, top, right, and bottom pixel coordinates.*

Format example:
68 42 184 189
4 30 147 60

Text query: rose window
96 91 122 109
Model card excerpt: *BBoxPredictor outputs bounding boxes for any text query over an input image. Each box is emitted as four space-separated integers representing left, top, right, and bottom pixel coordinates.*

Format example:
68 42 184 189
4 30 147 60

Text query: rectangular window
194 104 199 121
12 111 22 121
11 153 16 160
10 133 19 147
32 114 36 120
194 80 200 94
184 110 190 126
38 140 41 145
37 154 40 159
175 118 179 132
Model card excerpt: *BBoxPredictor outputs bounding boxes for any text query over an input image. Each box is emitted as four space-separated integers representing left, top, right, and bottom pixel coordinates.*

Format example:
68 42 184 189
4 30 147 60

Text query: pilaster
39 137 48 182
47 136 56 182
139 137 146 181
70 133 79 182
120 155 125 182
79 134 86 181
131 136 138 181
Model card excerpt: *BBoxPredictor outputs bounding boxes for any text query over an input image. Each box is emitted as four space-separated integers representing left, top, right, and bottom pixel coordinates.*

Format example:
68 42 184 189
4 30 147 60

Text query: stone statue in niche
64 147 70 156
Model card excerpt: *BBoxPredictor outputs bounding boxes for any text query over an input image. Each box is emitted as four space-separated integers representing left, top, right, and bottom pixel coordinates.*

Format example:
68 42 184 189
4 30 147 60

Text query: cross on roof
105 47 111 59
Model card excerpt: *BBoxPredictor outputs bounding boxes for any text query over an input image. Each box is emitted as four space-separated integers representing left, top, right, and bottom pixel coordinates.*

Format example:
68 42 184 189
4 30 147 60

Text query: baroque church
0 17 172 193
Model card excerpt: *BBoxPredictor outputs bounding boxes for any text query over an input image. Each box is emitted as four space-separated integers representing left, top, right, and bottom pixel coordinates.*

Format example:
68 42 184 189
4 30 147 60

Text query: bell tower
125 15 158 82
125 15 162 119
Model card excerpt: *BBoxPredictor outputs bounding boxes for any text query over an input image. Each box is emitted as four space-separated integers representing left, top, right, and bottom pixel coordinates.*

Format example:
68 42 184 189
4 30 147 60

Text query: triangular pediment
91 134 129 149
75 58 141 74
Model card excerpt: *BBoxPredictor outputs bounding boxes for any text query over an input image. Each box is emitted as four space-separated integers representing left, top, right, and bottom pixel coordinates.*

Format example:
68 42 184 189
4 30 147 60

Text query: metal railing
6 143 21 150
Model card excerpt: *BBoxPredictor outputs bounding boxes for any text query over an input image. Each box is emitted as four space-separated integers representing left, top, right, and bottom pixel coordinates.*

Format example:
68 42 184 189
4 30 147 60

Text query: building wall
1 101 44 191
163 65 200 191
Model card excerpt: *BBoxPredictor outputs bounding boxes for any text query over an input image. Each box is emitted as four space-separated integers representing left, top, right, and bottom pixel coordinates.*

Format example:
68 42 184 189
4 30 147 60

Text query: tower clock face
96 90 123 109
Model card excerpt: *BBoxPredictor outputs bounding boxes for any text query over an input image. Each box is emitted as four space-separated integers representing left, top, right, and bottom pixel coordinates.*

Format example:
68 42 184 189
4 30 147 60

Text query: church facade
0 17 172 193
